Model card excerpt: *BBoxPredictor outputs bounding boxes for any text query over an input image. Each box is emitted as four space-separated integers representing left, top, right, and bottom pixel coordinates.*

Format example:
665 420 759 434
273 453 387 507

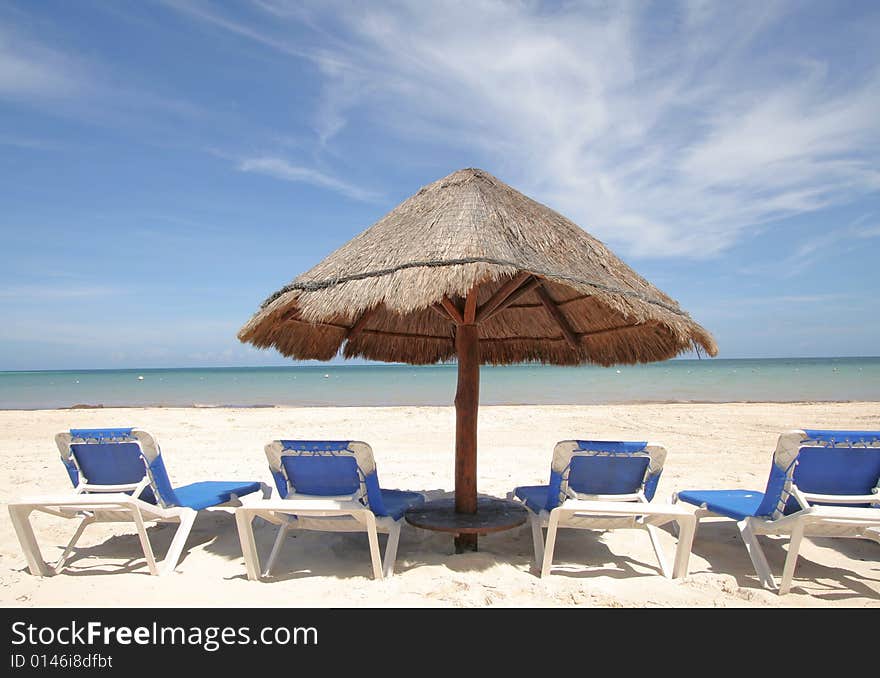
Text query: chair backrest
543 440 667 511
264 440 390 516
756 429 880 519
55 428 180 508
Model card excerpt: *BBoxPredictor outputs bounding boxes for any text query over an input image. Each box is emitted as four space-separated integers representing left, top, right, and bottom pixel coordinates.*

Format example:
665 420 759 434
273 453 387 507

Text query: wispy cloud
0 135 65 150
0 315 236 351
0 25 88 100
0 284 122 301
165 1 880 259
851 214 880 239
731 293 851 306
238 156 382 201
157 0 316 61
0 13 211 140
781 213 880 277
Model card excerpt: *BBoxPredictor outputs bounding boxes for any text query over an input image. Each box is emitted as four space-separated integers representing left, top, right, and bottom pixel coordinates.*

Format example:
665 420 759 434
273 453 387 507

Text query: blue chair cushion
514 485 550 514
567 455 651 496
173 481 264 510
794 447 880 507
378 489 424 520
280 456 361 496
70 442 147 487
676 489 765 521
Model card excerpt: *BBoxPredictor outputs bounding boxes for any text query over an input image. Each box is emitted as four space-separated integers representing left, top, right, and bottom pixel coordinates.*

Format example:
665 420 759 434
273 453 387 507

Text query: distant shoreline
0 398 874 412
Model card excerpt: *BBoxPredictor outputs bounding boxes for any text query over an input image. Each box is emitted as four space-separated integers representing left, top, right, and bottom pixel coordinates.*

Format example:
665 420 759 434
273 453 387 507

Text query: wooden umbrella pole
454 319 480 553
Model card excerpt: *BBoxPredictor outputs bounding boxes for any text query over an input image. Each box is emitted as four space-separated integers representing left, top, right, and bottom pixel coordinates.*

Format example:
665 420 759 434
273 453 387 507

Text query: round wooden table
405 497 528 553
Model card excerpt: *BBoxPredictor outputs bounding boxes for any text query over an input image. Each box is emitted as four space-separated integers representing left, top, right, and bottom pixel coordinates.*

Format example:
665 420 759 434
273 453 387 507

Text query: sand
1 402 878 608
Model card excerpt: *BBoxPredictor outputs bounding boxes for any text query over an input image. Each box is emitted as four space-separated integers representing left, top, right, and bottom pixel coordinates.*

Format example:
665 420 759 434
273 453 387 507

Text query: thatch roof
239 168 717 366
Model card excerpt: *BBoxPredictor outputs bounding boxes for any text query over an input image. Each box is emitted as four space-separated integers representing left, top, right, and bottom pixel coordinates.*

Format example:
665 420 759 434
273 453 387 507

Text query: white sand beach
1 402 878 608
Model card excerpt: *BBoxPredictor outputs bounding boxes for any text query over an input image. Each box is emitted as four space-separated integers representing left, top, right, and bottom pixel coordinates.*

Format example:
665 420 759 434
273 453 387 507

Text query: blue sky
1 0 878 370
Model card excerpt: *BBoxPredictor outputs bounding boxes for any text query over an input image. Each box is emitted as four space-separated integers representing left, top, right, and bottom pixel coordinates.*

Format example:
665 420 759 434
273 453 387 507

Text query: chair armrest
801 492 880 506
557 499 694 519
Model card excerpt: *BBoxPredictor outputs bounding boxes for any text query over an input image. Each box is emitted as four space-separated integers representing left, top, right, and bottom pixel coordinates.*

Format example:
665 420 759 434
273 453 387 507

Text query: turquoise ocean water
0 358 878 409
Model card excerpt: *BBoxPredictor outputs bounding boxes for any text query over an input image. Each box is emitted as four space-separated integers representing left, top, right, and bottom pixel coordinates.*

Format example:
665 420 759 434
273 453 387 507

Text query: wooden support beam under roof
480 277 542 323
474 271 531 324
535 284 579 350
440 296 465 325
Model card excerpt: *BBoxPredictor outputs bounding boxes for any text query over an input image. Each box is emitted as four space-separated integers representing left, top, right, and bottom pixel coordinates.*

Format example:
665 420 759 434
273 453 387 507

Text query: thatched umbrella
239 168 717 550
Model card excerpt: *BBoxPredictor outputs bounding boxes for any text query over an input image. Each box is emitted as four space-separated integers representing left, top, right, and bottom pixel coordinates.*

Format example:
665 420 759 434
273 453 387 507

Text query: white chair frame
520 490 697 579
673 485 880 594
235 494 404 581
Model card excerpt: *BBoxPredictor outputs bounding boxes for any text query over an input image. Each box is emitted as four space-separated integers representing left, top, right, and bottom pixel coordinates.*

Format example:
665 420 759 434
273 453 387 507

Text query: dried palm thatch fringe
239 168 717 366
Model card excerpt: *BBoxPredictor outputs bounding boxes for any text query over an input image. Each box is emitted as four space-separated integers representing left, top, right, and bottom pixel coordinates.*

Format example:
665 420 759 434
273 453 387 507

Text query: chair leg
529 514 545 572
672 515 696 579
8 505 52 576
263 520 290 578
737 518 777 590
540 511 561 578
382 522 402 579
235 509 262 581
53 515 95 573
131 507 159 576
669 494 680 537
645 524 671 578
160 509 197 576
779 522 805 596
363 513 383 580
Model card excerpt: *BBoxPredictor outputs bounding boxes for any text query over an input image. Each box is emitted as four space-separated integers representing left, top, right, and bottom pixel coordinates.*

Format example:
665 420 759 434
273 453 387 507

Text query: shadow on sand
20 494 879 599
681 519 880 600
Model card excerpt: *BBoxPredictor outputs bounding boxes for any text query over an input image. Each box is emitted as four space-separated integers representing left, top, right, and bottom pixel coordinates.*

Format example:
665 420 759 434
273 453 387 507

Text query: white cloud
222 0 880 257
131 2 880 258
238 156 381 201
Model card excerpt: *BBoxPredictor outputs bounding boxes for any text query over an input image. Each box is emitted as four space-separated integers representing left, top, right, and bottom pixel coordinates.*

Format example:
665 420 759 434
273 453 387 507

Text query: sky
1 0 878 370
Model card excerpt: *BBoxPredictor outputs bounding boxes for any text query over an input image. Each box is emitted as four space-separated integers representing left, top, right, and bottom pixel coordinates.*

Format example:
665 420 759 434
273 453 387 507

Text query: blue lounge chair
674 429 880 594
235 440 424 580
8 428 270 576
511 440 696 578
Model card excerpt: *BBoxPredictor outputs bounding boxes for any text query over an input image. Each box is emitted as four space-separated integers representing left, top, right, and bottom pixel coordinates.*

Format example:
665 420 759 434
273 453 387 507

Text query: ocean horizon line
2 354 880 374
3 357 878 410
